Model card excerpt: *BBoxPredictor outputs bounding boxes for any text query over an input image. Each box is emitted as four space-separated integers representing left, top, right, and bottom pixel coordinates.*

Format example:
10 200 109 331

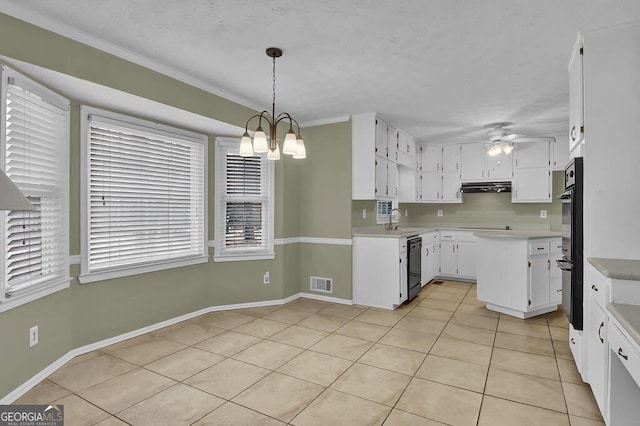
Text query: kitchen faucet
385 208 402 231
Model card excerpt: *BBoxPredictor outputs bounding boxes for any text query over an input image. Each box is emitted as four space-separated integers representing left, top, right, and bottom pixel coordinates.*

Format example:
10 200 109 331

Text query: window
1 65 70 310
376 200 399 224
215 138 274 261
79 107 207 283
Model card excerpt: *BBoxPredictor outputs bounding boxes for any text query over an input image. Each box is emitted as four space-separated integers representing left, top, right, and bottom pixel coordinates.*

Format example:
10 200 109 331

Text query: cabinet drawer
569 324 583 372
457 231 476 243
439 231 457 241
550 239 563 253
609 323 640 386
421 232 439 242
529 241 549 255
589 269 610 310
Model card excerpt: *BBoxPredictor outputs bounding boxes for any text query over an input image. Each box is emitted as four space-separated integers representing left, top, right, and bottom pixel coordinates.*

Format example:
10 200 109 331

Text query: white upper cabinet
512 168 551 202
442 145 460 173
460 143 486 181
513 142 550 169
421 145 442 172
387 124 399 163
442 173 462 201
375 117 389 159
486 150 514 180
569 34 585 151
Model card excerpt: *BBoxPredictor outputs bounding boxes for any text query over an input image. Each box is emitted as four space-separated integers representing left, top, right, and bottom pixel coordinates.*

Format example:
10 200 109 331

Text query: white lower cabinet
585 298 608 419
438 231 476 279
439 241 458 276
420 232 439 285
528 239 562 311
570 323 584 374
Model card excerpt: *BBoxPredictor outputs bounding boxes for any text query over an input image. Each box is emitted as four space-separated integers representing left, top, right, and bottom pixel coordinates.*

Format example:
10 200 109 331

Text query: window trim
214 137 275 262
0 64 71 311
78 106 208 284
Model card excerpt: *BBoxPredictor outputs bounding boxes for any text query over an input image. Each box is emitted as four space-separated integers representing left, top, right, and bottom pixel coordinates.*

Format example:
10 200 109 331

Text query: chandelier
240 47 305 160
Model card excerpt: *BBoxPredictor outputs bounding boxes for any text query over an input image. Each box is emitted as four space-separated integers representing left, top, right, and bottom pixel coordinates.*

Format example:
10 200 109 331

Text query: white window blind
1 65 70 297
217 140 272 257
85 114 206 274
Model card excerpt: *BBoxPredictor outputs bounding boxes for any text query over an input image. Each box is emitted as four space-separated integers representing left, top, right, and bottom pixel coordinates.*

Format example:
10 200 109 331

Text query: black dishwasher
407 236 422 302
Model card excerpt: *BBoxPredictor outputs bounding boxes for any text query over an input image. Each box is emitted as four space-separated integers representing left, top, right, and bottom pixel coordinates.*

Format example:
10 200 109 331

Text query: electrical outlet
362 209 366 219
263 272 270 284
29 325 38 347
540 210 548 219
437 209 443 217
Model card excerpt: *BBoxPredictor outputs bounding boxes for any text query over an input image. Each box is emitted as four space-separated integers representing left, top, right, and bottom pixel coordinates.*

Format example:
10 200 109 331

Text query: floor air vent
310 276 333 293
432 280 444 285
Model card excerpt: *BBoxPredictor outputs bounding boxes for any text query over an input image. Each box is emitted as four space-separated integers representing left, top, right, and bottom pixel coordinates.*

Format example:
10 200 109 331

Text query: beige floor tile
267 325 329 348
330 363 411 406
500 313 548 325
101 334 155 353
461 295 486 306
359 343 426 376
433 283 469 295
550 325 570 342
335 320 390 341
197 311 255 329
494 331 555 357
278 350 352 386
62 351 101 368
232 372 324 422
441 281 472 290
318 303 367 319
52 394 110 426
450 312 498 331
152 320 225 345
418 298 459 312
76 368 175 414
296 313 350 332
427 290 465 303
292 389 391 426
416 355 488 393
491 348 560 380
143 347 225 381
557 358 586 384
554 339 574 360
194 402 285 425
48 353 136 392
455 303 499 318
263 307 315 324
396 378 482 426
94 417 129 426
310 334 373 361
284 298 332 313
118 383 223 425
232 318 290 338
383 409 444 425
441 323 496 346
485 368 566 413
562 382 604 421
14 379 71 404
478 395 570 426
378 328 437 353
430 337 493 367
548 311 570 328
184 358 270 399
407 306 454 322
568 415 606 426
236 305 283 317
498 319 551 339
109 337 186 365
194 331 261 356
394 316 447 336
355 309 406 327
233 340 303 369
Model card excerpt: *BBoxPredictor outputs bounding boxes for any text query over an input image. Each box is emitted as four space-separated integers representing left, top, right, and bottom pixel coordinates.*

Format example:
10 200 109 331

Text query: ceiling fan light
239 132 254 156
253 127 268 153
502 144 514 155
293 136 306 159
267 142 280 160
282 129 298 155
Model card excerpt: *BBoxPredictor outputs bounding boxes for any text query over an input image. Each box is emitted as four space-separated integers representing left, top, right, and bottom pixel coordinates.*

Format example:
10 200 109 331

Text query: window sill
0 279 71 313
213 252 276 262
78 255 209 284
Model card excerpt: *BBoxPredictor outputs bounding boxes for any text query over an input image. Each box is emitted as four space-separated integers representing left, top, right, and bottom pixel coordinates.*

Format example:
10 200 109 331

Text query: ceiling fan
484 123 554 157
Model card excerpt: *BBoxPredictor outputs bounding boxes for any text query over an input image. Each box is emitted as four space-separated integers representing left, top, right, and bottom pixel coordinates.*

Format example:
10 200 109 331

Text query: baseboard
1 291 352 404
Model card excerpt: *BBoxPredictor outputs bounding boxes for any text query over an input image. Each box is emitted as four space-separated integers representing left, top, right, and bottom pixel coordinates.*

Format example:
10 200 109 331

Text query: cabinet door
442 172 461 201
375 118 388 158
486 150 513 180
422 145 441 172
387 125 398 163
398 249 408 304
442 145 460 173
569 41 584 150
406 136 416 158
457 242 477 278
440 241 458 275
421 241 430 284
529 255 550 309
513 142 550 169
512 168 551 202
375 157 388 198
550 251 563 304
415 173 422 201
585 299 608 417
421 171 442 201
387 162 398 199
430 242 440 279
460 143 486 181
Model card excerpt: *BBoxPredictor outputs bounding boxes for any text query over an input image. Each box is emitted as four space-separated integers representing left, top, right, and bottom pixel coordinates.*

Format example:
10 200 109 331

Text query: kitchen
1 2 640 425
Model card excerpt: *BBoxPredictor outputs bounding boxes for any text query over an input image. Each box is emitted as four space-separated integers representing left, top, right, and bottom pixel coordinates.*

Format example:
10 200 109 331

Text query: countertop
473 230 562 240
608 303 640 348
589 258 640 281
351 225 550 238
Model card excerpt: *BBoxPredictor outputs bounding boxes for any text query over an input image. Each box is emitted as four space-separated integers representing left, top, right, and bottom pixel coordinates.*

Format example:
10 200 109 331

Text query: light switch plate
362 209 366 219
437 210 443 217
540 210 548 219
404 209 408 217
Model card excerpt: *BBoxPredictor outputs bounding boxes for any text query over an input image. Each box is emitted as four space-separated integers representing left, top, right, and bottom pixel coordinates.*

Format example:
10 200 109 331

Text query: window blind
220 151 269 251
2 73 69 295
87 115 205 273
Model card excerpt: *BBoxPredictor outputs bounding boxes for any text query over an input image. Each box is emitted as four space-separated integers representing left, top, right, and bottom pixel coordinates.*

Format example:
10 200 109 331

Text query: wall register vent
310 276 333 293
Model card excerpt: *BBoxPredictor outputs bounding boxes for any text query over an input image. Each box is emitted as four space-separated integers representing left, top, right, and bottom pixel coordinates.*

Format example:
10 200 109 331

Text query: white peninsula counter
475 231 562 318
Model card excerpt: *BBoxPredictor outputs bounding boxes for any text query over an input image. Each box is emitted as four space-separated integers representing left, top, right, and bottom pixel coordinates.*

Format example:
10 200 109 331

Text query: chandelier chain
272 55 276 113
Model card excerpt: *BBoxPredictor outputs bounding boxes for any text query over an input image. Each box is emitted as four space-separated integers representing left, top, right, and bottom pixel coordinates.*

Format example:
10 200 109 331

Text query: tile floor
15 281 605 426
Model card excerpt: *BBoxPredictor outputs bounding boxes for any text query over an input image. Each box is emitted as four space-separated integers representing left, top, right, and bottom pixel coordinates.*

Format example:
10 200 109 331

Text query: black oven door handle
556 259 573 272
556 190 572 200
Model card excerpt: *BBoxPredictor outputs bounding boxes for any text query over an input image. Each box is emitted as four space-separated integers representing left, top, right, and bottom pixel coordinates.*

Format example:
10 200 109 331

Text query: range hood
460 181 512 193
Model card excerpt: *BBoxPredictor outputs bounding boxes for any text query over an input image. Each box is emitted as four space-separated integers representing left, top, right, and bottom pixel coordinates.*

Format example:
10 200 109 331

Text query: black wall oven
556 157 583 330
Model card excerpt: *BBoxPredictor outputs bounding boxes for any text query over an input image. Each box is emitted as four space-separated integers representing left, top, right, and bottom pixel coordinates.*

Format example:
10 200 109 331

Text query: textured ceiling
2 0 640 143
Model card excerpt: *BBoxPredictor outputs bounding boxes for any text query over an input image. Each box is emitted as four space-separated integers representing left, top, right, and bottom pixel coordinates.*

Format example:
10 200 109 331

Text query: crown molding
300 115 351 129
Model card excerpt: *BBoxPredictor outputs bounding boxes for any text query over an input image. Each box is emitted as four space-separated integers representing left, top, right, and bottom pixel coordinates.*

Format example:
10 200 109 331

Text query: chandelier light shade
240 47 306 160
0 168 34 211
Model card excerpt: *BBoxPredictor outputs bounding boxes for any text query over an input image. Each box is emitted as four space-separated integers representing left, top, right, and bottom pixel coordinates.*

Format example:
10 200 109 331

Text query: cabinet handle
386 147 389 157
456 162 459 171
437 191 440 199
515 159 518 167
453 245 456 253
547 259 551 270
570 338 575 345
487 170 490 178
598 322 604 343
618 348 629 360
591 284 598 292
426 248 429 256
386 185 388 195
570 125 576 142
437 164 440 171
